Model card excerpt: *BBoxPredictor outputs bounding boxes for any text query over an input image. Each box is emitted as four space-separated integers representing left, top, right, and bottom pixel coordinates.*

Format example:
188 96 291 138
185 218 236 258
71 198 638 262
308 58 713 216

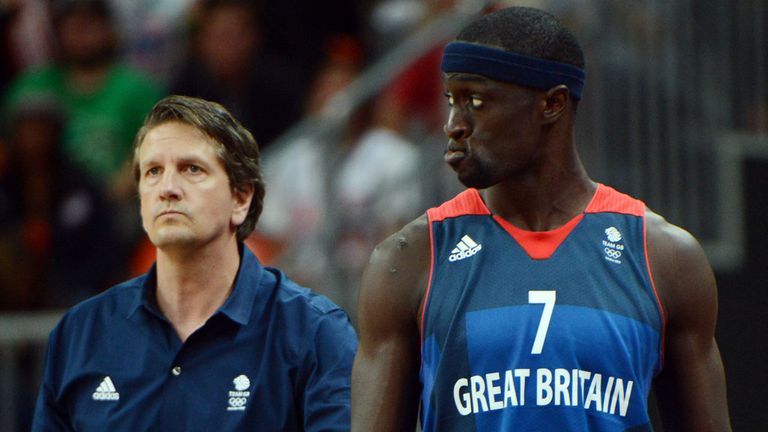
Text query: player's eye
146 167 161 176
445 93 455 106
470 96 483 109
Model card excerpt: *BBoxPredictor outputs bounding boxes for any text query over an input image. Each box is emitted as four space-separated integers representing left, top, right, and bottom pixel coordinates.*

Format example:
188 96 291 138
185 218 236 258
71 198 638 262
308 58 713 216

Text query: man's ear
231 184 254 227
541 85 570 124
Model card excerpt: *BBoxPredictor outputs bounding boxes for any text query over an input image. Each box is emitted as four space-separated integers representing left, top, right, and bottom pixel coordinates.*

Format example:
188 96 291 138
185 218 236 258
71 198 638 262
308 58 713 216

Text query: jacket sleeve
32 324 74 432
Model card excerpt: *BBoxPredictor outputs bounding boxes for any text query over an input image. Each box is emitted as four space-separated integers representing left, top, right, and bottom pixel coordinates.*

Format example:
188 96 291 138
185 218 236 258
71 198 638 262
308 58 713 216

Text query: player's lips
444 143 467 166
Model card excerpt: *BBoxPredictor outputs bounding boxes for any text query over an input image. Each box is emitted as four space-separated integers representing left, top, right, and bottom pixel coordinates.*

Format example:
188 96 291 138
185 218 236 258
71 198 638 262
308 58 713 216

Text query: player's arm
646 211 732 431
351 215 431 432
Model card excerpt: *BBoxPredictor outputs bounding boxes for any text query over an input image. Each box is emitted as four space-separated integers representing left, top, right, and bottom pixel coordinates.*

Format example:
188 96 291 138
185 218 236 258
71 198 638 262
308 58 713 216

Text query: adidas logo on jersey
92 376 120 401
449 235 482 262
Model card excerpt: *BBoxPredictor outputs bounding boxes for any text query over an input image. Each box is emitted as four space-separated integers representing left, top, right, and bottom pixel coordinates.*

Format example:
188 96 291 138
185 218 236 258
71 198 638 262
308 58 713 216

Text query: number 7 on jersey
528 290 556 354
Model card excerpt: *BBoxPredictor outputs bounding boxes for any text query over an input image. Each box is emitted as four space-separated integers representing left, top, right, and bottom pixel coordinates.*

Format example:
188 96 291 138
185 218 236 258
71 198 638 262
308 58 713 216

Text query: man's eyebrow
176 156 209 166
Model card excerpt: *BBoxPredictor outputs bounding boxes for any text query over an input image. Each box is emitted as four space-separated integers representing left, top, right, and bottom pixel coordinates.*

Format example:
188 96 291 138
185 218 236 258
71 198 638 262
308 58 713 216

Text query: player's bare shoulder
361 214 432 321
644 208 717 318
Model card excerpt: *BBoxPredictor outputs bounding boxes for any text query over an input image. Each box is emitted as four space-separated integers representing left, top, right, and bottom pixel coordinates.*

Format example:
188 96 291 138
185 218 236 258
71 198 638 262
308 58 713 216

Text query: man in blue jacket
33 95 357 431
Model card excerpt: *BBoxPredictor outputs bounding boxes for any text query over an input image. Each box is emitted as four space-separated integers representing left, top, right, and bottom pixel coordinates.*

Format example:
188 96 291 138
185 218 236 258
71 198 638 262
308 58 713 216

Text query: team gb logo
605 227 622 242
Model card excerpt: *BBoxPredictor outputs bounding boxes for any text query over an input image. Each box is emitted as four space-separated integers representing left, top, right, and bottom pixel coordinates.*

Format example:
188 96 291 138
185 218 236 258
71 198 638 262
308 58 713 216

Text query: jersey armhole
644 212 668 369
419 217 437 355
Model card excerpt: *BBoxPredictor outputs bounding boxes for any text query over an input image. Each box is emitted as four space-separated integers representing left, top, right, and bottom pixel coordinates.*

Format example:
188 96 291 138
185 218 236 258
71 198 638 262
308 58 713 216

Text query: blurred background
0 0 765 430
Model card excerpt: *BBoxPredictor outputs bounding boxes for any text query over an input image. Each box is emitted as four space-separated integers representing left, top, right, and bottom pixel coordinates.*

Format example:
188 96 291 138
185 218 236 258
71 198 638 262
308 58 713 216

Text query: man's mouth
157 209 184 218
444 146 466 166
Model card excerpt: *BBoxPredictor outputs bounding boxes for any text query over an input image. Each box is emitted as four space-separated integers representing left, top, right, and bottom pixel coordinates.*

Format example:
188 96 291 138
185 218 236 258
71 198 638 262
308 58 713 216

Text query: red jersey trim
426 188 489 222
426 185 645 261
585 184 645 216
494 214 585 260
420 213 437 351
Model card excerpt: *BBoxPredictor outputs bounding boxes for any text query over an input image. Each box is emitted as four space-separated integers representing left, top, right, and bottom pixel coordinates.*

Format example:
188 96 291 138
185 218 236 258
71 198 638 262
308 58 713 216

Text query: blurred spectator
109 0 197 84
2 0 164 265
0 96 120 310
254 37 422 312
3 0 164 194
367 0 431 54
1 0 55 80
366 0 461 137
376 46 446 136
170 0 303 150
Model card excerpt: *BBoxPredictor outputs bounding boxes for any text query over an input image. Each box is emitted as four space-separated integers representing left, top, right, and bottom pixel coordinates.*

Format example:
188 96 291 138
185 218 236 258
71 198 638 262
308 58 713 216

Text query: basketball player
351 7 731 431
33 95 356 431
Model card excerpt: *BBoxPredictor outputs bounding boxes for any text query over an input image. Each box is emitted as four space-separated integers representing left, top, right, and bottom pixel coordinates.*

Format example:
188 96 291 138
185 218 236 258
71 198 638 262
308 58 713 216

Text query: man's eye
445 94 454 106
471 97 483 108
186 165 202 173
146 167 161 176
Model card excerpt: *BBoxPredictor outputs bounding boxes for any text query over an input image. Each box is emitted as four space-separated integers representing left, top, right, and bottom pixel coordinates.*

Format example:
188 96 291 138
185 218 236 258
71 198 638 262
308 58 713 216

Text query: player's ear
541 85 569 124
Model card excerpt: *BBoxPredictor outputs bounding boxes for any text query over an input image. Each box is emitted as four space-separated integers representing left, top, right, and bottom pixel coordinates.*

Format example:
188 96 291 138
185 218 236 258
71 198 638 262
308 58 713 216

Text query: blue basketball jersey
420 185 665 431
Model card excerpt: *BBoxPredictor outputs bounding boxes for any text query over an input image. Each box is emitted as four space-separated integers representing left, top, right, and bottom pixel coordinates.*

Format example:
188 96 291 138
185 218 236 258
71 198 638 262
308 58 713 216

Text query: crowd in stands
0 0 456 312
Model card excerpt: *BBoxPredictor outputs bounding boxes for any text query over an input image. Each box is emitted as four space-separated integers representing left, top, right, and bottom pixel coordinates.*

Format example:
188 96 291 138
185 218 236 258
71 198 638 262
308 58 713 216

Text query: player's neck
482 157 596 232
154 237 241 342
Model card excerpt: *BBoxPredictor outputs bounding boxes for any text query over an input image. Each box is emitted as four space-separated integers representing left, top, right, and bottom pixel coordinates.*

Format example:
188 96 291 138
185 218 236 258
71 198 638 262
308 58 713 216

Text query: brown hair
133 95 265 242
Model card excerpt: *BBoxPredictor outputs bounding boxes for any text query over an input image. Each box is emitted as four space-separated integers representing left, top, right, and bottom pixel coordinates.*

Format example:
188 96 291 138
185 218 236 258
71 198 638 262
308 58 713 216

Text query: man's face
138 122 251 251
198 4 259 79
57 9 115 67
442 73 543 189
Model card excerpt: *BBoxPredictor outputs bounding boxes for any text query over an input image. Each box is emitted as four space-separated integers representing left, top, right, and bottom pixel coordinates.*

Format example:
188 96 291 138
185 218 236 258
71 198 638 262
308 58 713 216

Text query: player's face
138 122 251 250
442 73 543 189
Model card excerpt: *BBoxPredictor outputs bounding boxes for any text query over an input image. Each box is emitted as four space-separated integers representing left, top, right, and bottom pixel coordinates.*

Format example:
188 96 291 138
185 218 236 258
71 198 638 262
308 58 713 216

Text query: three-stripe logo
449 235 482 262
92 376 120 401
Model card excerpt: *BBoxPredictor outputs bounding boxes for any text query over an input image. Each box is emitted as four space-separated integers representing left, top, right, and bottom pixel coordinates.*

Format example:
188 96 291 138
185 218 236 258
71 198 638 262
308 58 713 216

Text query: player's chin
457 170 496 190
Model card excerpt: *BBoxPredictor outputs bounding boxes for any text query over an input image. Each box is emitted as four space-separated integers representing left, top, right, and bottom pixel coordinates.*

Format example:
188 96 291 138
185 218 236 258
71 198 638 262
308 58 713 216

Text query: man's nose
444 109 472 141
159 170 182 201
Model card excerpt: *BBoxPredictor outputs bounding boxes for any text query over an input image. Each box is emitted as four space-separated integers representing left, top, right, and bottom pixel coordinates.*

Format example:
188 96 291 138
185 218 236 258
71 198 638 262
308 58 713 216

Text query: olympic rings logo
229 397 248 408
604 248 622 259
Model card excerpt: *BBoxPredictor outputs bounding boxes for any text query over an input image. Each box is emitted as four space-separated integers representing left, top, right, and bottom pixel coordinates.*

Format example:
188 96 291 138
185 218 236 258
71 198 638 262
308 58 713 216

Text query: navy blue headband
440 42 585 100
